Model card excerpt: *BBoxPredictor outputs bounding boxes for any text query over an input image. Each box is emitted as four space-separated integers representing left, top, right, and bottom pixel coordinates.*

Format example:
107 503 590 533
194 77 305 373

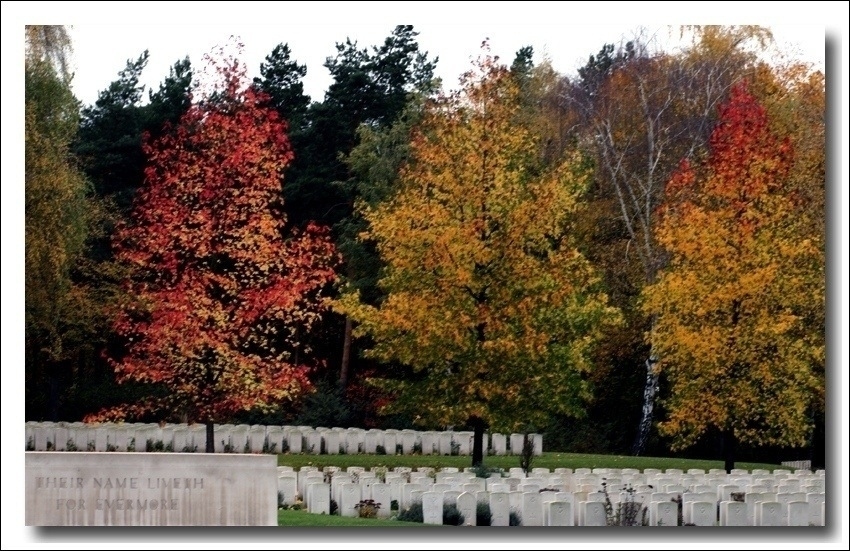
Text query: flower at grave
354 498 381 519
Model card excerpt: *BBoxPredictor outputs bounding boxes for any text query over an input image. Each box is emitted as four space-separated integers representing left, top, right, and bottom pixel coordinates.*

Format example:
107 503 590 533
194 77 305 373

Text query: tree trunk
470 416 486 467
339 316 352 388
810 409 825 470
205 420 215 453
723 426 736 473
632 354 658 455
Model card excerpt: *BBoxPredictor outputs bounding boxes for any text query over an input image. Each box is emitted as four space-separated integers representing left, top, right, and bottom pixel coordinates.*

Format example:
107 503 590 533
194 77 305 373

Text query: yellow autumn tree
642 83 824 471
334 50 620 465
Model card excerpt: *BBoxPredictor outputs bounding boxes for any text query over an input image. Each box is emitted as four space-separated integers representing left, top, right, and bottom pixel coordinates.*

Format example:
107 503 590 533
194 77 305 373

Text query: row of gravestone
23 421 543 456
276 465 826 526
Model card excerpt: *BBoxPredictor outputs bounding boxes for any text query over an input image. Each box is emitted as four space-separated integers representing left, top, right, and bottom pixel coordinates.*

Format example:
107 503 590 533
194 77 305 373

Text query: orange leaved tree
86 46 337 452
335 50 620 466
642 83 824 471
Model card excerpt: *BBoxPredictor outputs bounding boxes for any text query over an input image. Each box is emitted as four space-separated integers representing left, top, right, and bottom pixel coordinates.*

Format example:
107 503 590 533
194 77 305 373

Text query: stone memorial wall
25 452 277 526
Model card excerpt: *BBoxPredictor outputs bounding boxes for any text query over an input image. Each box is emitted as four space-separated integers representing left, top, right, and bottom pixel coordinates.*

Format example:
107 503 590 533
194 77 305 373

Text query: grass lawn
276 451 782 472
278 509 437 527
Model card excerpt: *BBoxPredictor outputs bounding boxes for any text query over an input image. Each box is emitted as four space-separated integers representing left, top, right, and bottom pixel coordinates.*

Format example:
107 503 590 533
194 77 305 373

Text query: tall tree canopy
25 25 99 420
641 83 823 470
335 50 620 465
86 45 338 451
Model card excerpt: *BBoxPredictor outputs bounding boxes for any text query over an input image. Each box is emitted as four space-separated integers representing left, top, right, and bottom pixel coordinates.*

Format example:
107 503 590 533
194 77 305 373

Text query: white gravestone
521 492 544 526
787 501 810 526
421 491 443 525
308 482 330 515
456 492 476 526
491 433 506 456
581 501 608 526
546 501 573 526
421 432 437 455
370 483 392 518
650 500 678 526
325 431 340 455
719 501 747 526
489 492 510 526
339 482 361 518
806 493 825 526
277 475 297 506
756 501 783 526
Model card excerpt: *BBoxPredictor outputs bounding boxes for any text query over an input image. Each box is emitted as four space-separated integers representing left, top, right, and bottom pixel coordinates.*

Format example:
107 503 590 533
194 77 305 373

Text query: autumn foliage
335 51 620 442
643 83 823 452
86 48 337 432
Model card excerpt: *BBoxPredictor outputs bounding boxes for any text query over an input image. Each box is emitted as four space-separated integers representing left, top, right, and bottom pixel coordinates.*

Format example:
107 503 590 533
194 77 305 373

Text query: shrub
509 511 522 526
390 499 399 511
355 499 381 519
443 503 465 526
602 482 648 526
476 502 492 526
413 442 422 454
376 444 386 455
262 437 277 454
329 499 339 515
471 463 502 479
26 436 34 451
397 501 423 523
66 439 79 452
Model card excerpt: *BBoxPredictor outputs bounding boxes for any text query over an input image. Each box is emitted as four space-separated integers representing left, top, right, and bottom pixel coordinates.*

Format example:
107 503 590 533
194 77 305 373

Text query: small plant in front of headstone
509 511 522 526
376 444 386 455
413 442 422 454
262 436 277 454
476 502 492 526
126 437 135 452
443 503 465 525
280 439 289 453
390 499 399 512
602 482 648 526
181 444 198 453
355 499 381 519
222 440 235 453
86 441 96 452
395 443 403 455
46 440 55 451
329 498 339 515
106 443 118 452
450 440 460 456
397 501 423 523
244 440 251 453
26 436 34 451
66 439 78 452
278 491 285 509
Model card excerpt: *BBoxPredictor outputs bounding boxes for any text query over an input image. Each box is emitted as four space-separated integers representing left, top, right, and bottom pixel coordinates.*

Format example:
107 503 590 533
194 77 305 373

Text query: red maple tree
86 47 337 451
